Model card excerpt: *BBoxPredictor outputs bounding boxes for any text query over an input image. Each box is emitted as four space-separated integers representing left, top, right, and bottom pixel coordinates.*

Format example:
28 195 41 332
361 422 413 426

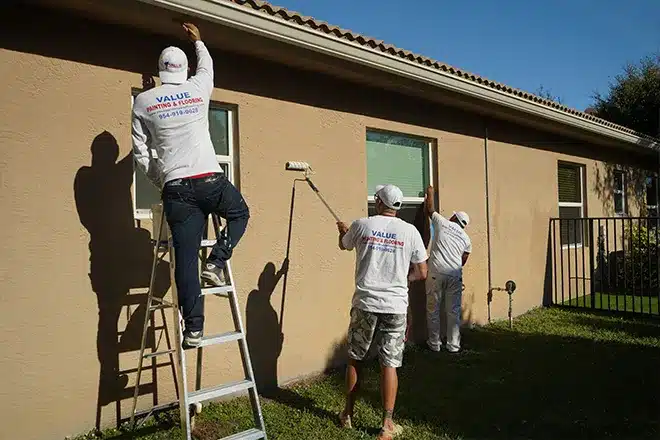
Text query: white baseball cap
453 211 470 228
158 46 188 84
375 184 404 211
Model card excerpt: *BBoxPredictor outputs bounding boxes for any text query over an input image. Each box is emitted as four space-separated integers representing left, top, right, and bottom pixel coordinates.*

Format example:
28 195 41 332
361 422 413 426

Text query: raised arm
424 185 435 218
183 22 213 96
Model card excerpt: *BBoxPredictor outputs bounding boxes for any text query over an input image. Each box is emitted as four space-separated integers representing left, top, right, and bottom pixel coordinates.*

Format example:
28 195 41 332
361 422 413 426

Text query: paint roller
285 161 341 222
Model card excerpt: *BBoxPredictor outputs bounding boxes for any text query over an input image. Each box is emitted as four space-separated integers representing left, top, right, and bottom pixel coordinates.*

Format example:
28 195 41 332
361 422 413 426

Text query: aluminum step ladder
129 204 267 440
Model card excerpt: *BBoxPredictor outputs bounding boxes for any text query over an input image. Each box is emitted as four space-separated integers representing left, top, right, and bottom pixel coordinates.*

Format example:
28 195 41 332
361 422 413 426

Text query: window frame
130 93 238 219
365 128 435 206
613 169 627 215
557 161 585 249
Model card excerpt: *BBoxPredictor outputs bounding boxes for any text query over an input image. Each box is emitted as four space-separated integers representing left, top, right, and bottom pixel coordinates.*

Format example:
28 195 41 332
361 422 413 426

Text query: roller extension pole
305 178 341 222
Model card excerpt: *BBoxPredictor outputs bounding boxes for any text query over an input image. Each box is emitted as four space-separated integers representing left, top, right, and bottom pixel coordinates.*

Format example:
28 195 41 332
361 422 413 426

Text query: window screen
209 107 229 157
366 130 430 198
558 164 582 203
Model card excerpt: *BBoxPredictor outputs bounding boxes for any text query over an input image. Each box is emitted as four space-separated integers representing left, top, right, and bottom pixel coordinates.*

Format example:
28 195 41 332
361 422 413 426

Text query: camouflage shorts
347 307 407 368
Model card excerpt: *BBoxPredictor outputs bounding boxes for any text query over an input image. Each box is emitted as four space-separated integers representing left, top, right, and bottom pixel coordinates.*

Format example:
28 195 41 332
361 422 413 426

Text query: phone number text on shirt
158 107 200 119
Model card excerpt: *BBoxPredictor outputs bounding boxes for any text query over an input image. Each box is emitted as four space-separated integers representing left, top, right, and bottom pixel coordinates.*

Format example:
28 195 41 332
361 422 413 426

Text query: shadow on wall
245 260 343 422
245 261 288 395
74 131 171 430
594 164 652 216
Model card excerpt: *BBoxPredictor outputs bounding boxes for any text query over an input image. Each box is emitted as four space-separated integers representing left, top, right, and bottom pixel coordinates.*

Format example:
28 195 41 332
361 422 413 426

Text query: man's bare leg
341 358 361 427
380 365 398 432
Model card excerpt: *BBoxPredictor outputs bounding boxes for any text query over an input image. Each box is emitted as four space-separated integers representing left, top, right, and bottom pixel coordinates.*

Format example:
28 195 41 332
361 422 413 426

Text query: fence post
589 219 596 309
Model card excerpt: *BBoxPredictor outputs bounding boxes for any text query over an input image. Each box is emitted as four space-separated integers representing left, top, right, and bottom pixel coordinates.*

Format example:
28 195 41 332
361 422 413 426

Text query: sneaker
201 262 227 286
183 330 203 348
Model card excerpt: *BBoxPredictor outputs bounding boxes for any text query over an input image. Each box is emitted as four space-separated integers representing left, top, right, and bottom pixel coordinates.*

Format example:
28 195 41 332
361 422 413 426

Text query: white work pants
426 273 463 352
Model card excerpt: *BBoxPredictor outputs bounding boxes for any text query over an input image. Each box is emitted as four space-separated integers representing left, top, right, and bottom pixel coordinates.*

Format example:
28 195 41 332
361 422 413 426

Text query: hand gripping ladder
129 203 267 440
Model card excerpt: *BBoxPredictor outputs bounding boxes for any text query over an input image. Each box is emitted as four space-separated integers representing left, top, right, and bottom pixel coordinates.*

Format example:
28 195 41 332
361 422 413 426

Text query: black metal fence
549 217 660 316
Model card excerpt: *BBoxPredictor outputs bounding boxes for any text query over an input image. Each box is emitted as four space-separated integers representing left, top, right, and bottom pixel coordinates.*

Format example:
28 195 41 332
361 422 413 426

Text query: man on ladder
131 22 250 348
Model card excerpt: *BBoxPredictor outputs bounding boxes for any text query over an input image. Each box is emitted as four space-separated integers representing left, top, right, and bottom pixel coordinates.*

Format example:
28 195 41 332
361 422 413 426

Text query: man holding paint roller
132 22 250 348
336 184 428 440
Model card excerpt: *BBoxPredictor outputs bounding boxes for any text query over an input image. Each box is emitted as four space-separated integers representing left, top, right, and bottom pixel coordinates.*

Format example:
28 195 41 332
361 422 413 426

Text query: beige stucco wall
1 6 656 440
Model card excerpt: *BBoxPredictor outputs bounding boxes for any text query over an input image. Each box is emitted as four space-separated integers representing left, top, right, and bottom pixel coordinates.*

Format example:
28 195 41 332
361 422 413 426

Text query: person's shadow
74 130 170 430
246 260 289 395
245 260 340 422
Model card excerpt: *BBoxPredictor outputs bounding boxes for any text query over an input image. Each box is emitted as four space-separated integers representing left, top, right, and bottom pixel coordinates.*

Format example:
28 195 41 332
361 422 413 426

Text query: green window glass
366 130 430 198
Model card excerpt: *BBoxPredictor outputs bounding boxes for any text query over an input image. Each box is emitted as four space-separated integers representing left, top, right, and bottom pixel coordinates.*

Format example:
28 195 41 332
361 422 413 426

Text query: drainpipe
484 122 494 323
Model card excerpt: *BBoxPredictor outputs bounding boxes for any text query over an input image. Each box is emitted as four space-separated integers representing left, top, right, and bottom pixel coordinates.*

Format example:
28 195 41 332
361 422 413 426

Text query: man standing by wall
336 184 428 440
131 22 250 348
424 185 471 353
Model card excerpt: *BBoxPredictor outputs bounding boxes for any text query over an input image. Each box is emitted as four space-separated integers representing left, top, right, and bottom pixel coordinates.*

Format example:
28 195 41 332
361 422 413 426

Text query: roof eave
136 0 659 151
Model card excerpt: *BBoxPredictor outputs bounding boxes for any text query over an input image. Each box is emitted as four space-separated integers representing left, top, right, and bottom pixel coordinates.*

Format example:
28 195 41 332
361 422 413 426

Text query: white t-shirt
342 215 428 314
131 40 222 189
429 212 472 278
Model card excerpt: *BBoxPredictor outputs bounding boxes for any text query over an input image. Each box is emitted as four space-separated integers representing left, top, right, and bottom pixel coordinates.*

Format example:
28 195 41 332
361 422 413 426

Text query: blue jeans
162 172 250 331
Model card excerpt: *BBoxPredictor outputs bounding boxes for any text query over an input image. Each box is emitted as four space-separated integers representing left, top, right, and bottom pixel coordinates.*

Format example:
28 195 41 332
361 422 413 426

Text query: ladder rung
220 428 266 440
149 303 173 311
198 331 243 348
154 239 218 247
188 379 254 404
130 401 179 420
143 349 175 359
201 285 233 296
151 297 175 308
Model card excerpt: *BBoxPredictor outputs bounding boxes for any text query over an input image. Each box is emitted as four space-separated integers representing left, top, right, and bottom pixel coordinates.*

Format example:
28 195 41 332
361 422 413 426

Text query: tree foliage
592 53 660 138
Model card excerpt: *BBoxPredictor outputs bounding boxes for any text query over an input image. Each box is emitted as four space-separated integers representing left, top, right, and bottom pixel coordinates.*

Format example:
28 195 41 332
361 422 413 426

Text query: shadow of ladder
128 203 268 440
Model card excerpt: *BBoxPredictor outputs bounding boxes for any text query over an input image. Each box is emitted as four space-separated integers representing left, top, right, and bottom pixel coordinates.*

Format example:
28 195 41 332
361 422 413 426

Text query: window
131 95 236 219
613 170 626 215
647 175 658 217
558 162 585 247
366 129 433 225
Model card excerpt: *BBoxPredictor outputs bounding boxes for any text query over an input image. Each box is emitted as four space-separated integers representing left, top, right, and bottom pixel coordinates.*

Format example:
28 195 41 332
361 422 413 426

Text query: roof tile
226 0 655 141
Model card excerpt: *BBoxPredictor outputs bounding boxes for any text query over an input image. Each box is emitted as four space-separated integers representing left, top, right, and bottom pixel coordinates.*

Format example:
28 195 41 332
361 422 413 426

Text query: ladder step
149 303 173 311
188 379 254 404
198 331 243 348
130 401 179 420
143 349 176 359
220 428 266 440
156 239 218 247
201 285 233 296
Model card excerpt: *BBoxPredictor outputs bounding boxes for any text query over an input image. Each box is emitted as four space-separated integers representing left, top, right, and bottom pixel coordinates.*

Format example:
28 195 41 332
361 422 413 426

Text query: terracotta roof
226 0 656 142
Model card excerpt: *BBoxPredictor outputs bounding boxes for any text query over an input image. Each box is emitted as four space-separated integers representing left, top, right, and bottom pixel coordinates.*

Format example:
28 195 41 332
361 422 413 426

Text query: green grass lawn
562 293 659 315
75 307 660 440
